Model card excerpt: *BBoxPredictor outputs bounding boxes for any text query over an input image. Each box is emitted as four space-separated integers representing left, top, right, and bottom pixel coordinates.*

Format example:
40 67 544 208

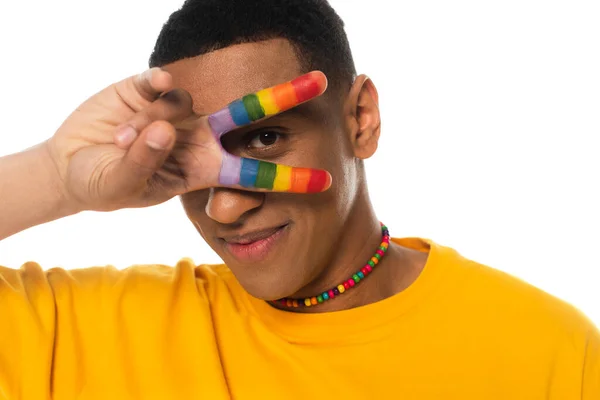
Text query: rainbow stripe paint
208 71 332 193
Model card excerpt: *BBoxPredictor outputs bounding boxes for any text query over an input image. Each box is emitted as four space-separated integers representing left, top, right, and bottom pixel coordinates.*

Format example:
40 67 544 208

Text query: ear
344 74 381 160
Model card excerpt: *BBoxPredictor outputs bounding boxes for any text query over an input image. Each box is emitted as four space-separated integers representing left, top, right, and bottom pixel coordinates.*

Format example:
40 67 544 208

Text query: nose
205 187 265 224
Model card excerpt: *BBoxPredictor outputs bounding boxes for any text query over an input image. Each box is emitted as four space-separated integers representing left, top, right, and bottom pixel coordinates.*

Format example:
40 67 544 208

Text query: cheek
295 139 358 214
323 144 361 216
295 125 352 169
313 131 357 200
331 162 358 216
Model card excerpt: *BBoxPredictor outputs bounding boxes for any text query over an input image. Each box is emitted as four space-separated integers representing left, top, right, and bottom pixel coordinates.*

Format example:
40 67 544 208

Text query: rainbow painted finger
219 154 331 193
207 71 332 194
208 71 327 135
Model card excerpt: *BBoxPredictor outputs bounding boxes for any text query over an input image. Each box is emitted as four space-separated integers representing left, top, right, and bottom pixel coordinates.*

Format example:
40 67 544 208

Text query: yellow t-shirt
0 238 598 399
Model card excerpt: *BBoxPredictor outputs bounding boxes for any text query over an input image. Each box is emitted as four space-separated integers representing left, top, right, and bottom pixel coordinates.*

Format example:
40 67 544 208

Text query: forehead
162 39 304 116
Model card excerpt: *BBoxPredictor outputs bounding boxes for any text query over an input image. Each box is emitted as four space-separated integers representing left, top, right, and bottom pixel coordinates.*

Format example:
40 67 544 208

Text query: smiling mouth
221 223 289 263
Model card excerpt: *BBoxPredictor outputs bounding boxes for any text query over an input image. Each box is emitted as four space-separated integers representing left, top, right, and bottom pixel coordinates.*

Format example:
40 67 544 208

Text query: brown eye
248 131 280 149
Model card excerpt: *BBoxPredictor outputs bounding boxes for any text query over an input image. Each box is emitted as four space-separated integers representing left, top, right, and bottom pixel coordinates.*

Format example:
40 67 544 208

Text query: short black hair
148 0 356 92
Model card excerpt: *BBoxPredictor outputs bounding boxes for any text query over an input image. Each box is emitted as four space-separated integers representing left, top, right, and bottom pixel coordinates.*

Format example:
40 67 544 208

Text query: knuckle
160 89 194 114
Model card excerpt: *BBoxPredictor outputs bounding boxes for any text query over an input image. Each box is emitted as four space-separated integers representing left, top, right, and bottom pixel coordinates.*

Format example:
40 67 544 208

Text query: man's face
163 39 359 300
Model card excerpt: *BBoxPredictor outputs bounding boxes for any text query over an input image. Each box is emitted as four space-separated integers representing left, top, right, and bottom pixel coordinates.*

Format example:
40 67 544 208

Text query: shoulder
44 258 234 290
438 241 597 340
1 259 238 294
0 259 237 307
431 240 600 393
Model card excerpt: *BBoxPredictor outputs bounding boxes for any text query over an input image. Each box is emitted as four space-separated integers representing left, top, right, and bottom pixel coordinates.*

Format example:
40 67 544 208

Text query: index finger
207 71 327 136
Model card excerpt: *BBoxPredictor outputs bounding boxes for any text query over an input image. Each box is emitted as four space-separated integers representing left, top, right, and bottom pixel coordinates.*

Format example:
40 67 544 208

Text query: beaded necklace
274 222 390 308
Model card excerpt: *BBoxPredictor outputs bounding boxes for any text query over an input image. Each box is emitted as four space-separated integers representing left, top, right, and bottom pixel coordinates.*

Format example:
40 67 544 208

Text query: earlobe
346 74 381 160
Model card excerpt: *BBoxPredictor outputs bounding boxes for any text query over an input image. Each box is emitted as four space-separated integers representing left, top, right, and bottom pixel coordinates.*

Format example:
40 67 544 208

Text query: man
0 0 598 398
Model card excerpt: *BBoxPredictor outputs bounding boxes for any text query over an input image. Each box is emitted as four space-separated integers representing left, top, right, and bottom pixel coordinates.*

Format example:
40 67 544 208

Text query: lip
222 224 289 263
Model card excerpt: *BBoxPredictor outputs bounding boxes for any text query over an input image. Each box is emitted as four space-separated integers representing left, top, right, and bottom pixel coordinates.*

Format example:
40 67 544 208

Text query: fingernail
115 125 137 147
146 127 170 150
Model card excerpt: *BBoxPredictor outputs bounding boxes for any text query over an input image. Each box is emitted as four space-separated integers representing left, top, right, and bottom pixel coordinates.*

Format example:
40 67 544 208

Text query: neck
272 194 411 313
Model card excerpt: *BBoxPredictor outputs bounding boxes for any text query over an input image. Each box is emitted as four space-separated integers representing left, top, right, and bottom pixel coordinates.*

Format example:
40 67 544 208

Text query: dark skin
162 38 428 312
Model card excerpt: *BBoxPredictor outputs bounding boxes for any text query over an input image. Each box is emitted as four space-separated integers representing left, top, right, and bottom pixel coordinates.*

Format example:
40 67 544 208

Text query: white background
0 1 598 325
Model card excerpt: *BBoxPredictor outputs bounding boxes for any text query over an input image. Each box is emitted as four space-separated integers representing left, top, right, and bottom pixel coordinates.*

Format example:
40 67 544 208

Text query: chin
244 285 292 302
225 258 309 302
230 267 301 301
213 222 313 300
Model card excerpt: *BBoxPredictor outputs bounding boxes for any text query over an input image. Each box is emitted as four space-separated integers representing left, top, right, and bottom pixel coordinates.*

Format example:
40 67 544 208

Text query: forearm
0 142 78 240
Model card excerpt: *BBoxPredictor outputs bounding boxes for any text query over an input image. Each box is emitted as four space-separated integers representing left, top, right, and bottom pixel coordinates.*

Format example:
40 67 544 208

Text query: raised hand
45 68 331 214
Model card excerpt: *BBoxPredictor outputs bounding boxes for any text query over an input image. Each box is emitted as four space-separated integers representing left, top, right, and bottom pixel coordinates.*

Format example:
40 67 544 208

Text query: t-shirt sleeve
0 262 57 399
0 259 201 399
583 324 600 399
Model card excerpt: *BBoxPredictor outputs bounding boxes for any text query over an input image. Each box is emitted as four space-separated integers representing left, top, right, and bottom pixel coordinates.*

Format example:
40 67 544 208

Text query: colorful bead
274 222 389 307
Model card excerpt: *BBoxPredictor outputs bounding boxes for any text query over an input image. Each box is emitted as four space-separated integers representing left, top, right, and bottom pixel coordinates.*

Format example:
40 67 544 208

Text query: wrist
31 140 83 218
0 143 81 240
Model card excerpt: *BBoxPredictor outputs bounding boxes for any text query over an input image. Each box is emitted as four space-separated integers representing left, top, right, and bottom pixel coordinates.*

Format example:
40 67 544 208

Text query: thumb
109 120 176 197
